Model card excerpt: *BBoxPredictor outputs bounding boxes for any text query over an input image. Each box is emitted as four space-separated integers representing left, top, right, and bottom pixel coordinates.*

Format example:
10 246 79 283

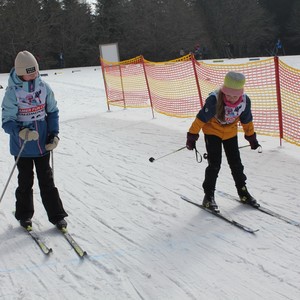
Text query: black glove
245 133 259 150
186 132 199 150
45 134 60 151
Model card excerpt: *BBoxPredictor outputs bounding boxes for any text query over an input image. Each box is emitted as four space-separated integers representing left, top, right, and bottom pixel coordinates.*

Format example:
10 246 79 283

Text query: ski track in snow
0 65 300 299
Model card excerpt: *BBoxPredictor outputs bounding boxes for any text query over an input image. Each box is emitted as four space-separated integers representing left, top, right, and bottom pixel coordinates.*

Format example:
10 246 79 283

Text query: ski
248 204 300 227
216 191 300 227
59 227 87 258
25 226 53 255
180 195 259 234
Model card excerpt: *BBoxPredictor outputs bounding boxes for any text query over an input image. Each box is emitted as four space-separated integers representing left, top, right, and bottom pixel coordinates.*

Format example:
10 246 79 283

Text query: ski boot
20 218 32 229
56 219 67 230
202 194 219 212
238 186 260 208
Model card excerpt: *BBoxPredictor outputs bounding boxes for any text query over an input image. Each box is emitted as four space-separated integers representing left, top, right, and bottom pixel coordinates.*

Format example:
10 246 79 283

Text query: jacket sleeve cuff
2 121 20 136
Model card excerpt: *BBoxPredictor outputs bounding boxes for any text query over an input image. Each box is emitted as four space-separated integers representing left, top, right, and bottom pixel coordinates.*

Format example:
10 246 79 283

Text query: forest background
0 0 299 72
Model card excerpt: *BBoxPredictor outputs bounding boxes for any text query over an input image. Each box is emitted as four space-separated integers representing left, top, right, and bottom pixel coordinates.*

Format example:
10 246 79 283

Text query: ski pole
50 150 55 182
149 146 186 163
0 140 27 204
239 144 250 149
238 144 263 153
194 146 202 163
203 144 262 159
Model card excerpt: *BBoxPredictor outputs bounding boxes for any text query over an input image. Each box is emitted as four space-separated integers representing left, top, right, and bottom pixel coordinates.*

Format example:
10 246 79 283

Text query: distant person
225 41 234 58
59 51 64 68
194 44 201 60
274 38 285 56
186 71 260 212
179 48 185 56
1 50 68 229
201 46 208 59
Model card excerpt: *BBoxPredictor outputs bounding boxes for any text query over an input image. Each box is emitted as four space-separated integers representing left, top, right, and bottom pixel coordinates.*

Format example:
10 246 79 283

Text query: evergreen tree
0 0 45 71
40 0 64 68
258 0 296 53
0 0 298 72
60 0 95 67
285 1 300 54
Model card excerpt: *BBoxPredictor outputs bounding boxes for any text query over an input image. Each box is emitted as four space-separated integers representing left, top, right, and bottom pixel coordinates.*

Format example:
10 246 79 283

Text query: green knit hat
221 71 245 96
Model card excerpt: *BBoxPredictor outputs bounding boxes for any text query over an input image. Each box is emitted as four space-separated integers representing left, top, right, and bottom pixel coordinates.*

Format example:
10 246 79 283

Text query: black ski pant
14 153 68 224
202 134 247 194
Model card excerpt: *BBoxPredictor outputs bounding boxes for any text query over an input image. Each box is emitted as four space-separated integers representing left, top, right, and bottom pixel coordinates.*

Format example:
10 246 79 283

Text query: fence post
141 55 155 118
191 54 203 108
119 64 126 109
274 56 283 146
100 58 111 111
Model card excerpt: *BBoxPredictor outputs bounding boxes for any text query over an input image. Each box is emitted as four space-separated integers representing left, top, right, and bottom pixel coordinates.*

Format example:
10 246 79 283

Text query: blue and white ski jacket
1 68 59 157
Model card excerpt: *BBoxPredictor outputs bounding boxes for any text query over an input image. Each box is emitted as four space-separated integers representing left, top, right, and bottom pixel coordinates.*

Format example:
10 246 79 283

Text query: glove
245 133 259 150
19 128 39 141
45 134 60 151
186 132 199 150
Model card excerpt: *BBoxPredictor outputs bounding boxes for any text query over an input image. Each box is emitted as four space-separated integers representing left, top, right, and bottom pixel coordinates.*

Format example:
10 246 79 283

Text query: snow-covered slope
0 61 300 300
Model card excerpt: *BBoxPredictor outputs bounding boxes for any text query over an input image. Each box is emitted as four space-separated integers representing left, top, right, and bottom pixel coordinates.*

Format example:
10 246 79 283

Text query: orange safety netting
101 56 150 108
143 54 200 118
195 58 279 137
278 60 300 145
100 55 300 146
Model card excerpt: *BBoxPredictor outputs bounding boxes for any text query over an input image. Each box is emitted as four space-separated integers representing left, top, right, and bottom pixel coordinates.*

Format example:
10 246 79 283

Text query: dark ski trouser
202 135 247 194
14 153 68 224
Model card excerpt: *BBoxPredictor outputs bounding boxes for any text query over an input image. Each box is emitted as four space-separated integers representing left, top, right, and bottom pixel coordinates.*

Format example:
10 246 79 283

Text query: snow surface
0 57 300 300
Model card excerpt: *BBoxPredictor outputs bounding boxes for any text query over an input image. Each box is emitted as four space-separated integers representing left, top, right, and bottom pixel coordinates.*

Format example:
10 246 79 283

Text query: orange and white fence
100 54 300 146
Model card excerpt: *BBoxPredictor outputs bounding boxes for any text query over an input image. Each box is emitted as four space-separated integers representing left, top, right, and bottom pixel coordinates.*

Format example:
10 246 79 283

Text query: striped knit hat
221 71 245 96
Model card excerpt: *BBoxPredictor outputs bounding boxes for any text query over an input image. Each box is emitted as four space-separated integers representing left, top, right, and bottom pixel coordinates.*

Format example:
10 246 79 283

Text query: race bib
15 85 47 122
218 95 246 124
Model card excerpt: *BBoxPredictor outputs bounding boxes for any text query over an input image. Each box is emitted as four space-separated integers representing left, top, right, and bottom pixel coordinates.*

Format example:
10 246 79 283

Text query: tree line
0 0 299 73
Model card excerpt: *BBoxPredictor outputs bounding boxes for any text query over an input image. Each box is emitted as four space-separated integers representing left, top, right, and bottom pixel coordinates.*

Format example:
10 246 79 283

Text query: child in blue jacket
1 50 68 229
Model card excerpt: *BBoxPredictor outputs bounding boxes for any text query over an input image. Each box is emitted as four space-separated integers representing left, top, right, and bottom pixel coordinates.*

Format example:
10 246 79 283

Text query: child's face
224 94 240 104
22 71 38 81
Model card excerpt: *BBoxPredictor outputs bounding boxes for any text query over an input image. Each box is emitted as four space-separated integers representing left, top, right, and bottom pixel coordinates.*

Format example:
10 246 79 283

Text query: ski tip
76 250 88 259
81 251 88 258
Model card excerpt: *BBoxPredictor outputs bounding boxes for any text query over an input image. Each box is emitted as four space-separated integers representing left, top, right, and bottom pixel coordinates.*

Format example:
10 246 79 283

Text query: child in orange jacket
186 71 260 211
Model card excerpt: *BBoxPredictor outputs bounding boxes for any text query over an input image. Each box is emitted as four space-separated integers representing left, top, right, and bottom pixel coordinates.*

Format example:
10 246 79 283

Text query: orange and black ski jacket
188 91 255 140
